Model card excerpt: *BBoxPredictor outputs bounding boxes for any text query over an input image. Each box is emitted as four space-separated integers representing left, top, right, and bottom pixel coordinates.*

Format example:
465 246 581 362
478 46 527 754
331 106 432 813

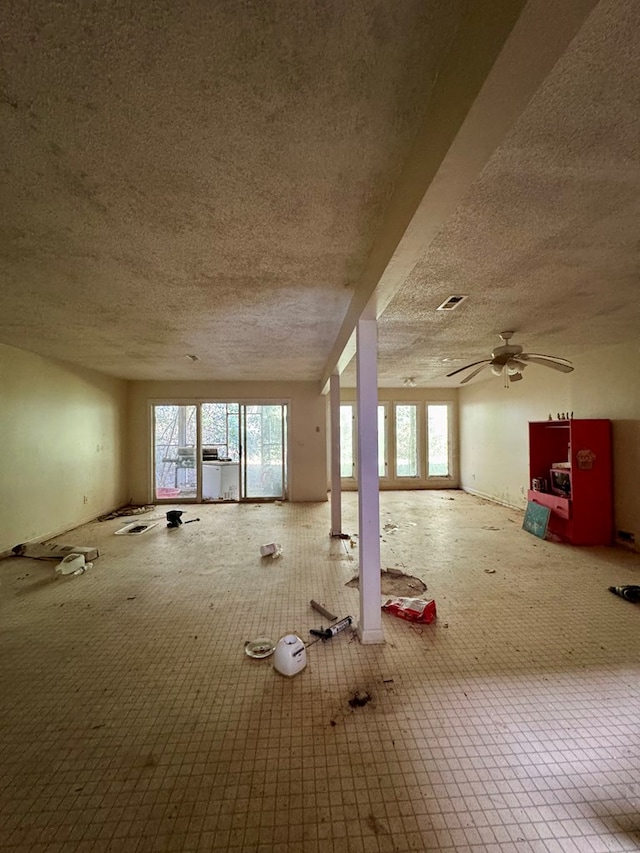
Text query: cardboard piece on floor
12 542 99 562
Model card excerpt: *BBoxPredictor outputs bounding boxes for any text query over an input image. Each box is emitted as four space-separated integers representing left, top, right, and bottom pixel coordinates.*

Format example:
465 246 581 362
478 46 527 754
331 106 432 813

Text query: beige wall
0 344 128 554
459 342 640 542
338 386 459 490
128 380 327 503
459 368 571 508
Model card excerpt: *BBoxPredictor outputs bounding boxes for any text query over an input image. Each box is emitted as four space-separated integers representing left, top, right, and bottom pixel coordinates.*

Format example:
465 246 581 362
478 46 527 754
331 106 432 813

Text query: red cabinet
527 419 613 545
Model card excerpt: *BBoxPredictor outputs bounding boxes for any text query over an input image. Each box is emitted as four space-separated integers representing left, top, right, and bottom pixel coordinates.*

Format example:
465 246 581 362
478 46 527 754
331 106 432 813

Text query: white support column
329 373 342 536
356 317 384 644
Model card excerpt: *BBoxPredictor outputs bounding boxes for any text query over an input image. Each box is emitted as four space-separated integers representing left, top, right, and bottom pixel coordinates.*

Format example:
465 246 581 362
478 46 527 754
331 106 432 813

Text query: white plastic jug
272 634 307 677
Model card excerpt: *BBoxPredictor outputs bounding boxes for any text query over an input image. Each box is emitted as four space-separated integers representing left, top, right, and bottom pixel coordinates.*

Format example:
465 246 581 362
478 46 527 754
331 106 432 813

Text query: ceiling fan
446 331 574 387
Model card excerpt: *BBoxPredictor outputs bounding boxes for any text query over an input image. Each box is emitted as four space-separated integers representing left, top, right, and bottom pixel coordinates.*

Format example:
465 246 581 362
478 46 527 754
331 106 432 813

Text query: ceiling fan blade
520 356 574 373
520 352 572 363
446 359 490 378
460 363 492 384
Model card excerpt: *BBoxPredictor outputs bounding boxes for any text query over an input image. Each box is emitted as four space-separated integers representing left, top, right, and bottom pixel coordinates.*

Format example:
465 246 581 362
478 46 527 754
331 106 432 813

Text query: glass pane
395 404 418 477
201 403 239 461
428 405 450 476
153 405 197 499
378 405 386 478
243 405 284 498
340 405 354 478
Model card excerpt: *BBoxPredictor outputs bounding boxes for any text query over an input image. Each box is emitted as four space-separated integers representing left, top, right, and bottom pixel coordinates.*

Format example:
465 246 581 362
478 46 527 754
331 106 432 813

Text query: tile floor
1 491 639 853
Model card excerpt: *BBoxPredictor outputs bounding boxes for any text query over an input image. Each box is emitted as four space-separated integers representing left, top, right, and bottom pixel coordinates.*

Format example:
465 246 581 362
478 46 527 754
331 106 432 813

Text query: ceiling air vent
436 295 468 311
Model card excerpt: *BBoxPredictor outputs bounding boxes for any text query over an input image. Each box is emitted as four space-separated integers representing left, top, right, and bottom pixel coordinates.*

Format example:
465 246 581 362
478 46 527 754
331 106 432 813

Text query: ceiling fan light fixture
490 364 504 376
507 359 526 375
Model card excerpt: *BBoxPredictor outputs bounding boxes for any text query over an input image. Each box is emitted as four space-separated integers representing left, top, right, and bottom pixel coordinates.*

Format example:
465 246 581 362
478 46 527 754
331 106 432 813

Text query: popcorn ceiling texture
0 0 464 380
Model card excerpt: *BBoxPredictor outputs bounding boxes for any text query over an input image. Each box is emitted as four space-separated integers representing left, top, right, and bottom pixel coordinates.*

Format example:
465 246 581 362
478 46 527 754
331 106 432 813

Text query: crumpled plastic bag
382 597 436 624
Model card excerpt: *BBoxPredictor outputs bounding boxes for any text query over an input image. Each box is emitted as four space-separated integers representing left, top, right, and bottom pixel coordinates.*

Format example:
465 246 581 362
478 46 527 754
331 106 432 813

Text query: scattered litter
245 638 276 659
310 600 338 622
55 553 90 576
98 505 154 521
274 500 283 506
383 523 399 534
330 531 351 539
350 538 357 548
184 518 200 524
12 542 99 562
484 568 496 574
442 622 449 628
273 634 307 676
348 691 371 708
330 719 337 727
115 522 159 535
260 542 282 558
382 597 437 624
166 510 184 528
346 569 427 597
382 678 394 684
127 596 136 601
609 585 640 603
482 526 500 531
310 616 352 641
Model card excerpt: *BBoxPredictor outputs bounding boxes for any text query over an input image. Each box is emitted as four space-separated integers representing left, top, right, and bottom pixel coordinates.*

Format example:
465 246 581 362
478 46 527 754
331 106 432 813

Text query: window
378 404 387 478
340 405 355 478
427 403 451 477
395 404 418 477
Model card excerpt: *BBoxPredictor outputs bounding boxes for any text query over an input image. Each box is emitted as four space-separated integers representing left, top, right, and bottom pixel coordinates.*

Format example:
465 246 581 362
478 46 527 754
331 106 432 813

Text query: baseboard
462 486 525 512
0 500 129 560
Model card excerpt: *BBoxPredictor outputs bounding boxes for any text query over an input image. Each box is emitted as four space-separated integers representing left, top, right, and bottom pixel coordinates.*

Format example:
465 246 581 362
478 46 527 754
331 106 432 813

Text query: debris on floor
484 568 496 574
260 542 282 558
55 553 92 575
346 569 427 597
330 531 351 539
309 615 352 641
115 521 159 535
383 522 399 534
273 634 307 676
166 510 184 528
348 690 371 708
310 600 338 621
12 542 99 562
98 505 154 521
608 585 640 603
245 638 276 659
382 597 437 624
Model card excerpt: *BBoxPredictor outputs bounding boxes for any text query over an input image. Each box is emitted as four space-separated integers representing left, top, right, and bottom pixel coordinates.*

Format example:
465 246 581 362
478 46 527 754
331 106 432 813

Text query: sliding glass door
153 404 197 500
241 404 286 500
153 401 287 502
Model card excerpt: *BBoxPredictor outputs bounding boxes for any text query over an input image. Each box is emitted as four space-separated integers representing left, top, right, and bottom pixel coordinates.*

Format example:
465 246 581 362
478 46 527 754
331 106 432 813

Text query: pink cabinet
527 419 613 545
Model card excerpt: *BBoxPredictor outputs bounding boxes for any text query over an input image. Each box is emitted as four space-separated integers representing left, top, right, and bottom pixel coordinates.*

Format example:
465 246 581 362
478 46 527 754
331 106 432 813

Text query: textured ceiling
0 0 465 380
366 0 640 387
1 1 638 387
